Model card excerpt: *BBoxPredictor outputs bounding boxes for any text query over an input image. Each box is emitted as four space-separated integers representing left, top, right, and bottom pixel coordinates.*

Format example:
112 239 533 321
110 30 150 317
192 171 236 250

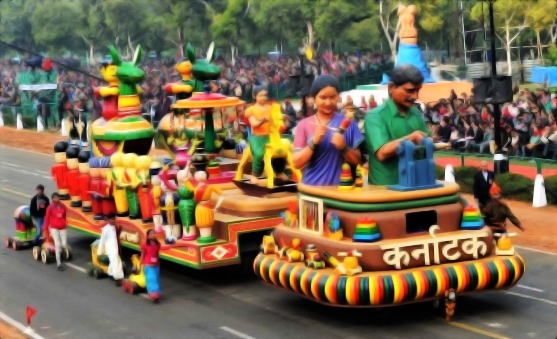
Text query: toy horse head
175 43 195 77
109 45 145 85
192 42 221 82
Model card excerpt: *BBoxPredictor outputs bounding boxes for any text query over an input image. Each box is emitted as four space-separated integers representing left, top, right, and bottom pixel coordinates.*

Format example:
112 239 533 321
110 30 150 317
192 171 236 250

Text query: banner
19 84 57 91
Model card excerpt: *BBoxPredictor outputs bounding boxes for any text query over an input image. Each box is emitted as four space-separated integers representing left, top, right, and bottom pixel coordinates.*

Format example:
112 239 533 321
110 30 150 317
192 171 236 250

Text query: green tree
0 0 39 50
471 0 533 75
526 0 557 62
211 0 252 58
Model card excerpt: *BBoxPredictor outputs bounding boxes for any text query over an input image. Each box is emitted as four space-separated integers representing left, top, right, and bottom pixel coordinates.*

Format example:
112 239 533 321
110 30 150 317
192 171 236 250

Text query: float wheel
93 267 102 279
41 248 51 264
63 245 73 261
86 263 95 277
32 246 41 261
11 240 19 251
129 282 138 295
4 237 11 249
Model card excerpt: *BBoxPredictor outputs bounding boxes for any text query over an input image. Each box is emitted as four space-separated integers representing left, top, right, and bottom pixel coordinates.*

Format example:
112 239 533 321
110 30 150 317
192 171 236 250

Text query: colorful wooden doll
108 152 128 217
123 153 140 220
178 186 196 241
135 156 153 224
77 151 92 213
93 59 119 121
149 161 163 233
109 45 144 118
66 146 82 207
52 141 70 200
88 158 104 220
184 171 223 244
164 43 196 100
99 157 117 219
160 168 181 244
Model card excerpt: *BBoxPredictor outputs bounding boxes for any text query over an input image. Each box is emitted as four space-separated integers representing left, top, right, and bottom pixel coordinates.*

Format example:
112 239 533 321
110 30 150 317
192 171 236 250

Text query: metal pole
487 0 501 152
461 1 467 66
300 53 307 118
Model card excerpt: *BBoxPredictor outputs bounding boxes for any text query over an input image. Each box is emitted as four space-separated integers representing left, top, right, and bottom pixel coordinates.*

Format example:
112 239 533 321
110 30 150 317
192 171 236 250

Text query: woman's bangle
308 137 316 151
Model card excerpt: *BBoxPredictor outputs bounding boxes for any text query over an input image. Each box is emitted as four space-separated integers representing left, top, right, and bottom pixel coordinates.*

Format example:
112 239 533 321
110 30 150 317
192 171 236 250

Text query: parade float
11 42 297 273
254 137 525 311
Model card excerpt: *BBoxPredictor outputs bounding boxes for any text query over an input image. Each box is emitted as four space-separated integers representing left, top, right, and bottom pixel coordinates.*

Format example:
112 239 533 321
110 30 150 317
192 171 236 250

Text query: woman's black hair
309 75 340 97
389 64 424 87
252 84 268 98
146 229 160 246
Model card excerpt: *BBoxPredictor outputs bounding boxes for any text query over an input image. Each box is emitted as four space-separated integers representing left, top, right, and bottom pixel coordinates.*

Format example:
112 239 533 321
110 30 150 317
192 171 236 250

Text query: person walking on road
30 184 49 245
97 215 124 283
140 229 162 302
44 192 68 271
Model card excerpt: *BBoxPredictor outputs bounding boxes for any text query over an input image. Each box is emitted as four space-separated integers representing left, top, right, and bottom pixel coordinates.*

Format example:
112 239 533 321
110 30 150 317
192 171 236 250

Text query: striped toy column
254 254 526 306
461 206 485 230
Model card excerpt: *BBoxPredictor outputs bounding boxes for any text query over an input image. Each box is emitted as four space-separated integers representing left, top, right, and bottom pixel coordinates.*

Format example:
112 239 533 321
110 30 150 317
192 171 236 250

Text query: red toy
51 141 70 200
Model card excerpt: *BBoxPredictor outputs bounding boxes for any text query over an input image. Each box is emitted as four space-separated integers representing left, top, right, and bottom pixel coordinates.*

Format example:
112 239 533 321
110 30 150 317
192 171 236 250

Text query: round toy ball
291 238 301 248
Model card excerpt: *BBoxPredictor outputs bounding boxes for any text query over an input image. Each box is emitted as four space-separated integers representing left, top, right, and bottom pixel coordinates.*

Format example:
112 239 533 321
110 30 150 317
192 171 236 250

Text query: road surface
0 145 556 339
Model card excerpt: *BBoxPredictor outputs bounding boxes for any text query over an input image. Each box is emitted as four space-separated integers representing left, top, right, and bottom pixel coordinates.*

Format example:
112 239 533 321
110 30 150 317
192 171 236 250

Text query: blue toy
388 138 442 191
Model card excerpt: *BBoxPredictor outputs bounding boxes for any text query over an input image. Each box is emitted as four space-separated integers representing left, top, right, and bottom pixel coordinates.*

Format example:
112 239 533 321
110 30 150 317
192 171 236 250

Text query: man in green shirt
364 65 429 185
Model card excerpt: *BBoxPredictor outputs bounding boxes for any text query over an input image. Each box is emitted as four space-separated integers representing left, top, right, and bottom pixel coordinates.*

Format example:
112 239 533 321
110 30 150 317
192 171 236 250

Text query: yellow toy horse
235 103 301 188
122 254 146 295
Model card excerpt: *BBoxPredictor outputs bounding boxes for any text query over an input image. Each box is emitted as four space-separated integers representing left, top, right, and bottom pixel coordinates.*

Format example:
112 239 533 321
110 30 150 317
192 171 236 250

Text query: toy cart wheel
41 248 53 264
11 240 19 251
93 267 102 280
63 245 73 261
32 246 41 261
86 263 95 277
4 237 11 249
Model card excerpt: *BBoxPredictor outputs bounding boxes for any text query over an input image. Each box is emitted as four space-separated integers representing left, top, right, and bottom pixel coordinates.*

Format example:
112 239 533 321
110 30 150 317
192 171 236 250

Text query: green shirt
364 99 429 185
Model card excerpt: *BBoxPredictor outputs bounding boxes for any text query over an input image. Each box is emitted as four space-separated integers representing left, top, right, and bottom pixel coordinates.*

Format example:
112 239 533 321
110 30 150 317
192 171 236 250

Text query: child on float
292 75 364 185
44 192 68 271
140 229 162 302
96 214 124 283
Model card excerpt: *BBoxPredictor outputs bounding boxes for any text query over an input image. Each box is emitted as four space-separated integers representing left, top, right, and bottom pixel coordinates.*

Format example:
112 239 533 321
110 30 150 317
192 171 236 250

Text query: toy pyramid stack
352 217 381 242
338 163 354 190
354 165 363 190
460 206 485 230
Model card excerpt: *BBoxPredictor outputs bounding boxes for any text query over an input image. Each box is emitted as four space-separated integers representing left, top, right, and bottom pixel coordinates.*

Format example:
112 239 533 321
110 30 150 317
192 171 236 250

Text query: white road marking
65 263 87 273
0 310 46 339
1 162 21 168
220 326 256 339
515 245 557 256
485 323 506 328
139 293 151 300
0 187 32 198
516 284 544 293
504 291 557 306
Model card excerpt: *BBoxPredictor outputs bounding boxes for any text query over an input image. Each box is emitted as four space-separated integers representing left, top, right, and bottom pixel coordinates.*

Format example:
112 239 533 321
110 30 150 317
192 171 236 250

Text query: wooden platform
298 182 459 203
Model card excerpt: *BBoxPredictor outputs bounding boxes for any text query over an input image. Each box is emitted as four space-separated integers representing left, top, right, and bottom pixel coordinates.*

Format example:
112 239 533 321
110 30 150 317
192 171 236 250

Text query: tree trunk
306 21 314 49
89 44 96 66
506 24 512 76
536 30 544 65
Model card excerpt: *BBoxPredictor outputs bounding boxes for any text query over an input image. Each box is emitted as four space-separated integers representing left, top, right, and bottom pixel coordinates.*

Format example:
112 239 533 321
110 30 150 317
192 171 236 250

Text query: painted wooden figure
66 146 82 207
149 162 163 233
52 141 70 200
123 153 141 220
108 152 129 217
135 156 153 224
88 158 104 220
77 151 92 213
160 168 181 244
99 157 117 219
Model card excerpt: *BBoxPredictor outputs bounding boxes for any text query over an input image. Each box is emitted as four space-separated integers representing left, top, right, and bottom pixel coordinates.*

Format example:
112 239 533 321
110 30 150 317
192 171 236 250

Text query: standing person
29 184 49 245
97 215 124 283
482 183 524 234
44 193 68 271
140 229 161 302
473 160 494 209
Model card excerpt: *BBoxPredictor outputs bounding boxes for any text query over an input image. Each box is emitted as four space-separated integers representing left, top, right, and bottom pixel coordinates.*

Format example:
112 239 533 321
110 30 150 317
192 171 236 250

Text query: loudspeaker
492 76 513 104
472 76 513 104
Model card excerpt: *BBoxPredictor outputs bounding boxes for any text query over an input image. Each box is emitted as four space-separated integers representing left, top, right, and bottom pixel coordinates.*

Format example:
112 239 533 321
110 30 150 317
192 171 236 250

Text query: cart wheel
129 282 138 295
4 237 11 249
41 248 51 264
63 245 73 261
93 267 102 280
32 246 41 261
12 240 19 251
86 263 95 277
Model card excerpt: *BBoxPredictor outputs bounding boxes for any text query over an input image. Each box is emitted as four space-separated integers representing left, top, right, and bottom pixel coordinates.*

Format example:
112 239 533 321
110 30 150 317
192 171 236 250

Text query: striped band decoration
254 254 525 306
